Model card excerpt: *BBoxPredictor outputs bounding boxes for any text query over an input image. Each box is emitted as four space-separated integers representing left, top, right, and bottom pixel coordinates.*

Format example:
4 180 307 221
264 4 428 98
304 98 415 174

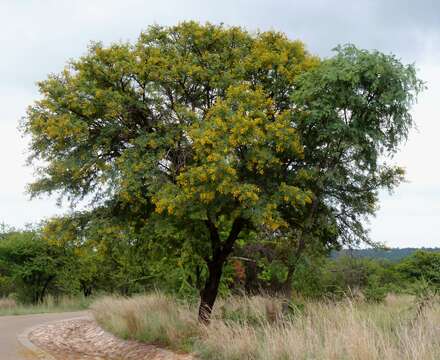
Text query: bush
364 284 387 303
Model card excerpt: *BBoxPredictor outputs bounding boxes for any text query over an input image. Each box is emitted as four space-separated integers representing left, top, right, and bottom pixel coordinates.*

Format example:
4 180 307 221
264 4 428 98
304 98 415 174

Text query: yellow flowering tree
23 22 421 321
23 22 316 321
151 84 312 319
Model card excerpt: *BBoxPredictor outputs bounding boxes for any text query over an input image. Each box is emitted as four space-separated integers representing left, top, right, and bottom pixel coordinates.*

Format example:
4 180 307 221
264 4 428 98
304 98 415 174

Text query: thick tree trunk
198 217 244 324
198 259 225 324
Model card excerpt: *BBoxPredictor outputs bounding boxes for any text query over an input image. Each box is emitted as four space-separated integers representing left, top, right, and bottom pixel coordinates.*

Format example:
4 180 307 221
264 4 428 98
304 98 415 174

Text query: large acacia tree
23 22 421 321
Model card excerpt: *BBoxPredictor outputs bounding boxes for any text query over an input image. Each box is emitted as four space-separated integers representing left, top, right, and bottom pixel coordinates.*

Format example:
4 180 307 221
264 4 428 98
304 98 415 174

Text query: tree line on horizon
332 247 440 262
1 223 439 305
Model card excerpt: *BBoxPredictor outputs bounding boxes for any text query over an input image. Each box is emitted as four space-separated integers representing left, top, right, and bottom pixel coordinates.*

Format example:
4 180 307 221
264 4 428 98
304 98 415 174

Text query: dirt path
0 311 90 360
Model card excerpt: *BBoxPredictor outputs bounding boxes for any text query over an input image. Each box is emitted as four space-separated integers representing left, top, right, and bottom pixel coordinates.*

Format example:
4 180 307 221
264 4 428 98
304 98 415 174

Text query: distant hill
332 248 440 262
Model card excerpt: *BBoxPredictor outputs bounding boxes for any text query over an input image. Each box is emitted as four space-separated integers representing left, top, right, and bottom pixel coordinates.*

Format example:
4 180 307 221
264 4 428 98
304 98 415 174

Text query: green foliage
363 279 387 303
291 44 423 247
20 22 423 314
2 219 439 306
291 256 330 298
22 22 321 316
291 255 405 300
397 250 440 287
0 228 65 302
42 214 156 296
228 44 423 296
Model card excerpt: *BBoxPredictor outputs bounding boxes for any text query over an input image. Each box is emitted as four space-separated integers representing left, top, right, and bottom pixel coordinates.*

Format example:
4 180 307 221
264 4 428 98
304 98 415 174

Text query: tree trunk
198 259 225 324
198 217 244 324
81 281 93 297
282 266 296 299
38 275 54 303
194 265 203 290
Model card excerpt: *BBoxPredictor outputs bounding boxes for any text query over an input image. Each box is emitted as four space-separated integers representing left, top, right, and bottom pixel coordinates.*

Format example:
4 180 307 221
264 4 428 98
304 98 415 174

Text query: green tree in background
0 228 65 303
42 212 156 297
398 251 440 287
23 22 422 321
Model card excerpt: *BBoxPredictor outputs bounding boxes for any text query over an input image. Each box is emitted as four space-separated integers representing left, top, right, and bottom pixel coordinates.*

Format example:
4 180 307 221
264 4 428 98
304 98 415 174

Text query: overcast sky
1 0 439 247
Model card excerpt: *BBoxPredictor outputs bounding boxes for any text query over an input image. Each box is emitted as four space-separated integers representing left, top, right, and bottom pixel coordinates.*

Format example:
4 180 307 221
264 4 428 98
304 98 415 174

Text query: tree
265 45 423 295
0 229 65 303
398 251 440 287
23 22 421 322
42 212 158 296
41 216 104 297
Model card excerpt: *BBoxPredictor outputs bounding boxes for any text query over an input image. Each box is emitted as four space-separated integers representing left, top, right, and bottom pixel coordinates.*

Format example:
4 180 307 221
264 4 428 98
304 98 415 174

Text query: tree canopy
23 22 422 321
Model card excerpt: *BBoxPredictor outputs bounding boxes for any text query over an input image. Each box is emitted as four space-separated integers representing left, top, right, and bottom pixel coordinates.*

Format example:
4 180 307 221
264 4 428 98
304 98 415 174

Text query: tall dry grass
92 293 200 350
92 293 440 360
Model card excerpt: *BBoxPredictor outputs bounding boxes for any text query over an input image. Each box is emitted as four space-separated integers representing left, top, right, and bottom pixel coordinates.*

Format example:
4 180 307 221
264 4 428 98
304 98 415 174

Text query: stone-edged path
1 310 194 359
28 318 193 360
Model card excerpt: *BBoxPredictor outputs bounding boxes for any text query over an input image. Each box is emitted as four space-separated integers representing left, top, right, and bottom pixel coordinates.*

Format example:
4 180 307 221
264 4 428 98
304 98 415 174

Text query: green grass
0 295 91 316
